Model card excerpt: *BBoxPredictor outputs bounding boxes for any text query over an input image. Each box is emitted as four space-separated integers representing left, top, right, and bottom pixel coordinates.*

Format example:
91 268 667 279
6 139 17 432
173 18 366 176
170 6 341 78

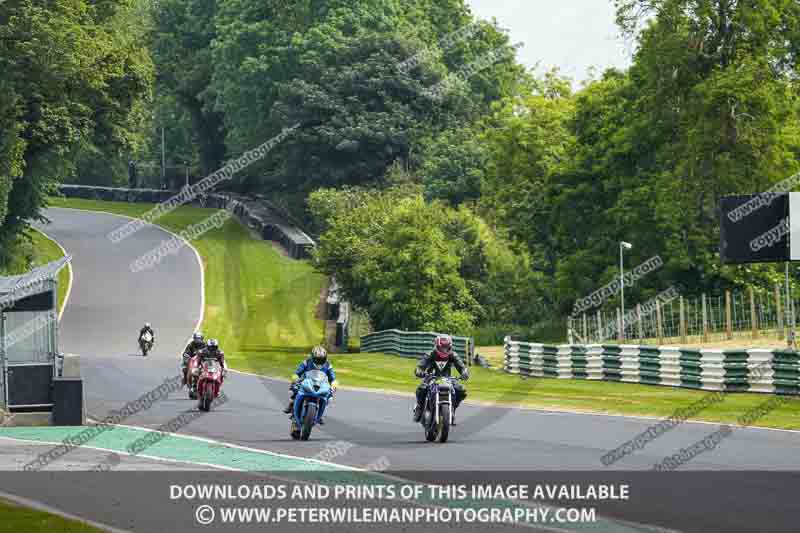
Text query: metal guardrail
361 329 474 363
504 338 800 394
57 185 315 259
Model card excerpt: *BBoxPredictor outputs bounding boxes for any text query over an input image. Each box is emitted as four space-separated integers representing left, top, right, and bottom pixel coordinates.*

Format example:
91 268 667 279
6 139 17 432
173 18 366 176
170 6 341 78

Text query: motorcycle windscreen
306 369 328 383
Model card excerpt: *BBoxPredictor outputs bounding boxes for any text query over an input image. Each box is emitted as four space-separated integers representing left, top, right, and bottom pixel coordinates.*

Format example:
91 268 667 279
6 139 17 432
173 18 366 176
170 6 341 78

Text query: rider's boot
412 403 422 423
283 399 293 414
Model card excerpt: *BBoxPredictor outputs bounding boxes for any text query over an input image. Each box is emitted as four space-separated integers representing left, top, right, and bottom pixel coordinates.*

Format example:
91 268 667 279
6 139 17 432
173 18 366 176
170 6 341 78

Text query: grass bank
47 197 325 373
0 498 105 533
49 197 800 430
0 229 71 316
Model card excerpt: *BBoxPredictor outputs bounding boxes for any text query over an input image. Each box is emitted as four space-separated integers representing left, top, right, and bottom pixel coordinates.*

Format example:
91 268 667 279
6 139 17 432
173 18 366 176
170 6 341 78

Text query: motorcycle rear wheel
301 402 317 441
188 379 197 400
290 419 301 440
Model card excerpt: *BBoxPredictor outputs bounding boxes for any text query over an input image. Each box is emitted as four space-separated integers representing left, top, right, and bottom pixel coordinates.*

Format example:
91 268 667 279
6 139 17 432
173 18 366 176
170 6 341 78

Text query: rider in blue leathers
283 346 338 424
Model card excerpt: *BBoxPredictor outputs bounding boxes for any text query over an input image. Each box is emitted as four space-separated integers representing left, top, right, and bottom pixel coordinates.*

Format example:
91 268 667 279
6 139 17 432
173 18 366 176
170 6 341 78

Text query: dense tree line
5 0 799 342
0 0 153 268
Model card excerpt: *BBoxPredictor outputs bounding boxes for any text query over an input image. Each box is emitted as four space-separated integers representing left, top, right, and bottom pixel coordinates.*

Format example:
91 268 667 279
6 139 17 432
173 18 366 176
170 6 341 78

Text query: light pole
161 125 166 187
620 241 633 340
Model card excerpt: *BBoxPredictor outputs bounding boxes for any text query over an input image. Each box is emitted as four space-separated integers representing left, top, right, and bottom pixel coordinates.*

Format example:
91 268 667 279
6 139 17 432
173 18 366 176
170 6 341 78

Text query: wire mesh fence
569 285 799 345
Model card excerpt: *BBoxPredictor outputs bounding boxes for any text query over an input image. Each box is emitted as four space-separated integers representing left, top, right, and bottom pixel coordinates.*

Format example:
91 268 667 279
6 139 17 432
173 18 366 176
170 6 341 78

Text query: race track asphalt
32 207 798 472
1 206 797 532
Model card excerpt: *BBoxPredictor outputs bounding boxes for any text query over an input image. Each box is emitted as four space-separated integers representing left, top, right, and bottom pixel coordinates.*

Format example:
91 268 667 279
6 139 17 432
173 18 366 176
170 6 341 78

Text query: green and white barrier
504 338 800 394
361 329 473 360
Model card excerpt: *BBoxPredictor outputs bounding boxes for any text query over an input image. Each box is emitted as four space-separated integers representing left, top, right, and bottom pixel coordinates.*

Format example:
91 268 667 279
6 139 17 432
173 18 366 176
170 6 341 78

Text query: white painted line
83 419 361 471
0 435 238 471
30 226 73 322
0 489 135 533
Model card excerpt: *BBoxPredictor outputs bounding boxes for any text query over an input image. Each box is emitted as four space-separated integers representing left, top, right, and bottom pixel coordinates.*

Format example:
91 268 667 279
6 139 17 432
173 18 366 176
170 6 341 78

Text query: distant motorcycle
419 375 459 443
139 332 154 357
186 353 201 400
196 358 224 411
289 369 332 441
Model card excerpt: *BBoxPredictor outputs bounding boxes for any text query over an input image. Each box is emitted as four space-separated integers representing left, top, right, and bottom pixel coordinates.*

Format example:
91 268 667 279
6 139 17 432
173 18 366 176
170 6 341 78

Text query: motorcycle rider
181 332 206 386
138 322 155 348
282 346 338 424
413 334 469 425
199 338 228 380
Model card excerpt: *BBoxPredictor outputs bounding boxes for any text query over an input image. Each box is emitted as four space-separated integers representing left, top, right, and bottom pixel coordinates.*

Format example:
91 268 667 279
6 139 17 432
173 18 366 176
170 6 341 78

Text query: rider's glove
461 372 470 381
414 368 425 378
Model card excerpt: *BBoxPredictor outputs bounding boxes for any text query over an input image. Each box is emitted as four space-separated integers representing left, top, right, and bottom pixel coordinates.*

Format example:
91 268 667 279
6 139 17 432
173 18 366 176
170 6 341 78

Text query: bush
473 319 566 346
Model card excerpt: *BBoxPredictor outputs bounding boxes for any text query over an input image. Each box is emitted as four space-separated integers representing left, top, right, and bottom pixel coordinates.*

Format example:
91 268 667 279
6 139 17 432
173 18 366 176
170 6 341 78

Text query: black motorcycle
418 374 461 443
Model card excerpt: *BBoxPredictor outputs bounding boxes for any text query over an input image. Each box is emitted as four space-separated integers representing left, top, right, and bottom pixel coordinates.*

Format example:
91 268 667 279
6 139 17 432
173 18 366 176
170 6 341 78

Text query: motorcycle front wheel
301 402 317 441
438 404 451 443
199 384 212 412
424 408 437 442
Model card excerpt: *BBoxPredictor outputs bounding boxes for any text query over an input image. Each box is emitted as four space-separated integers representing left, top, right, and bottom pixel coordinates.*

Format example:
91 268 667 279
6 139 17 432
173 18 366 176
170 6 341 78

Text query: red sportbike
186 353 202 400
196 357 224 411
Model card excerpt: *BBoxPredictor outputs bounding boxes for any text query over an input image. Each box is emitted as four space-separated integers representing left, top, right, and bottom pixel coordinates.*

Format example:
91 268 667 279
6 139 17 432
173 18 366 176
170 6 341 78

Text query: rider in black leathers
181 332 206 385
413 334 469 425
199 338 228 379
139 323 155 348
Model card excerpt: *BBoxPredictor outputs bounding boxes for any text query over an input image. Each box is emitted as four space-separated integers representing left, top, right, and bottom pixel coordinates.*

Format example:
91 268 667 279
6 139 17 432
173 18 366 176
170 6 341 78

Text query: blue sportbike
289 369 332 441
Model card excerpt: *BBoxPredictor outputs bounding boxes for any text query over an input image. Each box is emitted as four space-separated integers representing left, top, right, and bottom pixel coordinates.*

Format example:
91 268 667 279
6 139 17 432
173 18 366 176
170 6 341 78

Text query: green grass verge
217 348 800 430
0 229 70 316
0 499 106 533
48 197 800 430
29 230 70 316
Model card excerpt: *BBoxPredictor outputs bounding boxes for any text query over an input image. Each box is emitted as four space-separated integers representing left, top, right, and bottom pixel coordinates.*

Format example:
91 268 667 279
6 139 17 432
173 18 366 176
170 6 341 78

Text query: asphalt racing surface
1 207 797 532
31 207 798 472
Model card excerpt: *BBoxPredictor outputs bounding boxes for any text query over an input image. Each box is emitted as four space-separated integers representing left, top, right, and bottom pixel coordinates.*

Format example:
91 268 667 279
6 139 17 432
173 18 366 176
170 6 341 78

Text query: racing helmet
434 334 453 360
311 346 328 367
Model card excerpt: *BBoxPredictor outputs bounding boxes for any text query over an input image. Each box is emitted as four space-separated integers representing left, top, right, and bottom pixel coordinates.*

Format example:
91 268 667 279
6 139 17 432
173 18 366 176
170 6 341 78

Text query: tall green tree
0 0 153 266
151 0 225 175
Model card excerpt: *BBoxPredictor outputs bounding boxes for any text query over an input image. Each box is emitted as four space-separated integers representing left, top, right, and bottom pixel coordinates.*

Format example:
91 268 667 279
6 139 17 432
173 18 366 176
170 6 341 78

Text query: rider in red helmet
412 334 469 425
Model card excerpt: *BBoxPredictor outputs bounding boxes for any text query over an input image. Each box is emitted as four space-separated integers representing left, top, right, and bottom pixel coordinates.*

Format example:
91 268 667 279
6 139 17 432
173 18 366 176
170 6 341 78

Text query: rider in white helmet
283 346 338 424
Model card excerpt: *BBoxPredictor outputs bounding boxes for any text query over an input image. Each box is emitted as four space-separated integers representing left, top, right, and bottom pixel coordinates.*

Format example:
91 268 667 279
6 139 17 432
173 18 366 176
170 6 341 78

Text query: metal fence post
582 313 588 341
680 296 687 344
594 311 600 342
750 287 759 339
725 290 732 340
776 283 784 340
701 293 708 342
656 302 664 345
636 304 643 342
